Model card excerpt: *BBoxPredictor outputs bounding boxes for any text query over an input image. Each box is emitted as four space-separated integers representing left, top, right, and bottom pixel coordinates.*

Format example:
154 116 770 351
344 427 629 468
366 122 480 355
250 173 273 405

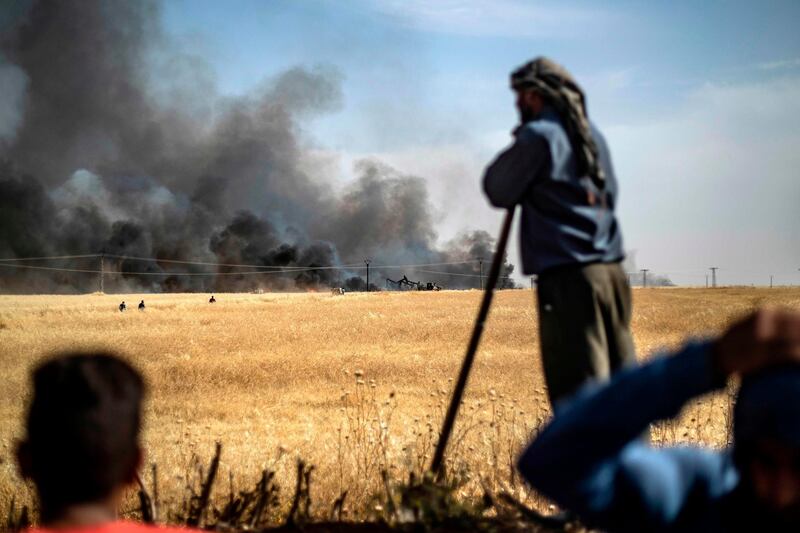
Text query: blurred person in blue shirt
518 308 800 532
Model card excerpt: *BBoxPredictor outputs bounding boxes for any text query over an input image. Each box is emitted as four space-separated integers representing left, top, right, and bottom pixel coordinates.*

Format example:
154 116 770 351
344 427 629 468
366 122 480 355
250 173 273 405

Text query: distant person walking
483 57 633 409
118 301 126 312
138 300 145 311
209 295 216 303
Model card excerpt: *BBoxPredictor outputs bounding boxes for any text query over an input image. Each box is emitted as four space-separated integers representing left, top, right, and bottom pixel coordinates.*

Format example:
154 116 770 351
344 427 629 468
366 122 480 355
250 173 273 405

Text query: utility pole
530 277 534 290
770 275 773 289
364 259 371 292
478 258 484 290
99 253 105 293
705 274 708 288
710 267 718 288
641 269 649 288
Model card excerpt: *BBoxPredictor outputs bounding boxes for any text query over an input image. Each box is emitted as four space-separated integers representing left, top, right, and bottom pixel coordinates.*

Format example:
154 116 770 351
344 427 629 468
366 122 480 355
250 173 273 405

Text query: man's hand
712 308 800 377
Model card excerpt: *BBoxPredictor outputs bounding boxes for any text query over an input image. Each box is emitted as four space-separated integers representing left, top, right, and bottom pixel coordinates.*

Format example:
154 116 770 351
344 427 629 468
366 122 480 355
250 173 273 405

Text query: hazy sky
161 0 799 286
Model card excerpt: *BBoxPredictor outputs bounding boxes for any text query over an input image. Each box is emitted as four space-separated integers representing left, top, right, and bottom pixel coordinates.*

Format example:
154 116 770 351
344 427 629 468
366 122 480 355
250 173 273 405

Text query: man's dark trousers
536 261 636 407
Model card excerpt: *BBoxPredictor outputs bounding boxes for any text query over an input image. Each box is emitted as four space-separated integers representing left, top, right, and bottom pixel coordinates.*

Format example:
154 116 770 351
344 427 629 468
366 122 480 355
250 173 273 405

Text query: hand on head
713 308 800 377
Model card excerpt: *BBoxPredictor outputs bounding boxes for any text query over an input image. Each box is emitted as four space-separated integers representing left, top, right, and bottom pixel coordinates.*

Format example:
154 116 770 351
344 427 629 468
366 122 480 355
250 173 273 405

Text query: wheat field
1 288 799 521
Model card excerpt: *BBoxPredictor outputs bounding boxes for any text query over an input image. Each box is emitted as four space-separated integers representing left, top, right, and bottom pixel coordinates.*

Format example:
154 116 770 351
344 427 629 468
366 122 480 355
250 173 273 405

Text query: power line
0 260 487 277
415 268 515 281
372 260 480 269
0 263 103 274
104 254 362 271
103 253 481 270
4 253 796 286
0 263 344 276
5 254 798 279
0 253 101 262
0 252 480 271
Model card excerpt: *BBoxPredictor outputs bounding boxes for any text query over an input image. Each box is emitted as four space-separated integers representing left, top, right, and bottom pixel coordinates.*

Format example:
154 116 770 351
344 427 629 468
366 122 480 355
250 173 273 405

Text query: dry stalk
285 459 314 527
186 441 221 527
330 490 348 522
135 471 156 524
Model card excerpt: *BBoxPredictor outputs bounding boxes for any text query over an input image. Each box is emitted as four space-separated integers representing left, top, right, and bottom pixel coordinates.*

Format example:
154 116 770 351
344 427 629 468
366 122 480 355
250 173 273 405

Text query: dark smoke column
0 3 516 293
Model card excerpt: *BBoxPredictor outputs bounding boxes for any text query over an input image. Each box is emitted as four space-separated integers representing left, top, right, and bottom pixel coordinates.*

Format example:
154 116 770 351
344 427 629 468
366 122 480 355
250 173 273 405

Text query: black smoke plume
0 1 514 293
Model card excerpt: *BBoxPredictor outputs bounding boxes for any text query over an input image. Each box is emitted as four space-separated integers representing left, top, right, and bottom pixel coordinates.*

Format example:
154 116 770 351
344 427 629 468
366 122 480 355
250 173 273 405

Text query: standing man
483 57 633 408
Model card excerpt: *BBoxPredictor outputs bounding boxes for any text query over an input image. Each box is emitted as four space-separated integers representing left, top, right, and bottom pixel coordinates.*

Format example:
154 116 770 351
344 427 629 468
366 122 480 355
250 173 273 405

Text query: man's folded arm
518 343 730 530
482 130 548 208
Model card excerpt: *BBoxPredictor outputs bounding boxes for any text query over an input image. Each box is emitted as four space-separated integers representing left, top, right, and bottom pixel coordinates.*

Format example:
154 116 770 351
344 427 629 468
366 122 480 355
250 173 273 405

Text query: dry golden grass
1 288 799 521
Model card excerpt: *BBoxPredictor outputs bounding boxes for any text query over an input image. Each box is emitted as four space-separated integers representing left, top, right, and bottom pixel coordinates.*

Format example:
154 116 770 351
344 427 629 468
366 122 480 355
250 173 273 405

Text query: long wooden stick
430 208 516 478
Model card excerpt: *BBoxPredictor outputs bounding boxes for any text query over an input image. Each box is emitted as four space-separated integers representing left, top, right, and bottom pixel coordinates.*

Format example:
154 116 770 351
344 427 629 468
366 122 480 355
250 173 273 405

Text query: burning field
1 287 799 526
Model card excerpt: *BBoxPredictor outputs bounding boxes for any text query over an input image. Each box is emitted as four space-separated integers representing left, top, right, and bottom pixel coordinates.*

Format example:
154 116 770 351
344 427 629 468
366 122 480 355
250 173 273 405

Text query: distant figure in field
16 352 197 532
138 300 145 311
118 301 126 312
209 295 216 303
518 309 800 532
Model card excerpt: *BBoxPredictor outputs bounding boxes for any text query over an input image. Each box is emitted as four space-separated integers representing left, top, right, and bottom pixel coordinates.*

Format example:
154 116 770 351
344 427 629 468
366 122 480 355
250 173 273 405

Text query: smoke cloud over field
0 0 513 293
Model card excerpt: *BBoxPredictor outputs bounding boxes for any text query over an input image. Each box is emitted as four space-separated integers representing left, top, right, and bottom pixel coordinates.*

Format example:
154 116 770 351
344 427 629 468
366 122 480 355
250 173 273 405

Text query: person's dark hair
23 352 145 513
732 363 800 465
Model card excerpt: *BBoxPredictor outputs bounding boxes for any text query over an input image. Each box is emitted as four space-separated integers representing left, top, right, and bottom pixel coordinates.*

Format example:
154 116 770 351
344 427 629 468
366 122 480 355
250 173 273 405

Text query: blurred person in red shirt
16 352 190 532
